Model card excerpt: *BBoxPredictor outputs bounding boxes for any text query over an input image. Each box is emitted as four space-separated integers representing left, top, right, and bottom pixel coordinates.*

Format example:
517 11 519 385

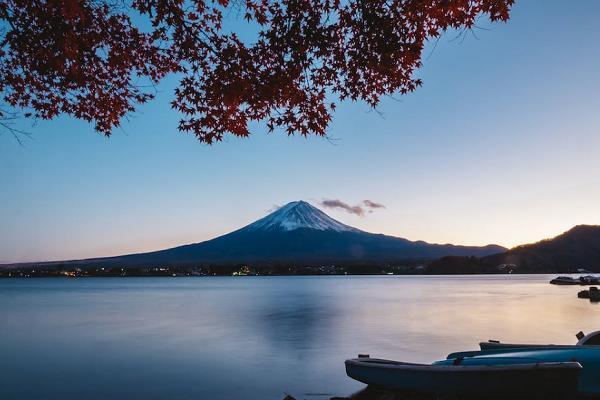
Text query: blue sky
2 0 600 263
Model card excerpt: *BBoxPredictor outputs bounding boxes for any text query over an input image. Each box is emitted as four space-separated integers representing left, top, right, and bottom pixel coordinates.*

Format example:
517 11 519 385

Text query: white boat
345 355 581 398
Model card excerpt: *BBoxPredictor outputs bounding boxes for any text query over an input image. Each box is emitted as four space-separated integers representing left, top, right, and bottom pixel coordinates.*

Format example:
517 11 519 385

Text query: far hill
428 225 600 274
5 201 505 269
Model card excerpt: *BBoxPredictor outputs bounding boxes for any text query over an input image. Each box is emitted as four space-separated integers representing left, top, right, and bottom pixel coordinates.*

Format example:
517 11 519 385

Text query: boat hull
345 357 581 398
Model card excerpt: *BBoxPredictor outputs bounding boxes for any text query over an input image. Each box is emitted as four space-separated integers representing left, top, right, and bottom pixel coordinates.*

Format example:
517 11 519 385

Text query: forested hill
428 225 600 274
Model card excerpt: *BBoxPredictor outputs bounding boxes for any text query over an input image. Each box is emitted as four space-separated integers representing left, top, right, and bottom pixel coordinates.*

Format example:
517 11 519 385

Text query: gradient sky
2 0 600 263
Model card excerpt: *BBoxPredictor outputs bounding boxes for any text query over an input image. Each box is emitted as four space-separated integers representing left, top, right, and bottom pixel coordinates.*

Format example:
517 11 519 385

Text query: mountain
45 200 504 268
428 225 600 274
243 201 360 233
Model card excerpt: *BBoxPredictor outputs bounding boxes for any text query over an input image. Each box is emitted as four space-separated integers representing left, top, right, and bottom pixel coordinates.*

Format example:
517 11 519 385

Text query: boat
480 330 600 351
346 331 600 397
444 347 600 397
550 275 600 285
551 276 578 285
345 355 581 398
468 331 600 396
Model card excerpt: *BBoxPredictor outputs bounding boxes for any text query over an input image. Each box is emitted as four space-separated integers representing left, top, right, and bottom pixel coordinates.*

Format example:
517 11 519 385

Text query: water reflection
0 275 597 400
256 284 339 352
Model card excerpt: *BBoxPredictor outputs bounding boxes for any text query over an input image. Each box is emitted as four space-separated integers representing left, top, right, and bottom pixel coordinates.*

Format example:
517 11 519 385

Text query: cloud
363 200 386 210
320 199 365 216
319 199 386 216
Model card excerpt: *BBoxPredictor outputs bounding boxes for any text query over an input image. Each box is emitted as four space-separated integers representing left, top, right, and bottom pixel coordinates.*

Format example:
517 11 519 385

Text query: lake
0 275 597 400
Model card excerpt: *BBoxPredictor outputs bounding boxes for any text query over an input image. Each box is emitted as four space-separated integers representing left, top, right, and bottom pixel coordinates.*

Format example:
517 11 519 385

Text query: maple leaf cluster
0 0 514 143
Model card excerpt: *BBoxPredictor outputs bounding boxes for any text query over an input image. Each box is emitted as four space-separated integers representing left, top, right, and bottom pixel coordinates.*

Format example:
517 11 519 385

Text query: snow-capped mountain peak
242 201 360 233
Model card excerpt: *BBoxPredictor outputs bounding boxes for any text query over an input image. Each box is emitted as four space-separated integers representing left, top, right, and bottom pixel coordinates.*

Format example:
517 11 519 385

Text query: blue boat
440 347 600 397
345 356 581 398
468 331 600 396
480 330 600 351
345 331 600 397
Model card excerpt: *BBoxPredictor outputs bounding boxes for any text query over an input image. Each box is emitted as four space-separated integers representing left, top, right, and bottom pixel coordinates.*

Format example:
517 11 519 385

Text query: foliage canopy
0 0 514 143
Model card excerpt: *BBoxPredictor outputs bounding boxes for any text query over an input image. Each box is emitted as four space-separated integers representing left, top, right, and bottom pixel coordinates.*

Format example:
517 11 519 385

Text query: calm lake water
0 275 598 400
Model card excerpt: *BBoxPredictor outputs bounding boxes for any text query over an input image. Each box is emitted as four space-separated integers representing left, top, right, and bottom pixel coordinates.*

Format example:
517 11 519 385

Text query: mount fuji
63 201 505 267
243 201 360 233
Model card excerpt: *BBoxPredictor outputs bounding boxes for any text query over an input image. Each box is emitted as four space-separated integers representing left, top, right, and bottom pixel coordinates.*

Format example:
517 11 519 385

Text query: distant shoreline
1 258 591 277
0 267 579 278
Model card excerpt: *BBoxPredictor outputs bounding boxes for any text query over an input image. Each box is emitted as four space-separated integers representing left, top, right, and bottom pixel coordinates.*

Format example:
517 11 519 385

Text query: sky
1 0 600 263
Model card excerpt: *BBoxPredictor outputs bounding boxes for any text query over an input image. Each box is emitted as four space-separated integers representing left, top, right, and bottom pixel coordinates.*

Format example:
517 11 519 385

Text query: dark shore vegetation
428 225 600 274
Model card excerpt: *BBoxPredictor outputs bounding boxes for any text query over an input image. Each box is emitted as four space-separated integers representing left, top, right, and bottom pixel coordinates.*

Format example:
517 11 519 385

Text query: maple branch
0 0 515 143
0 108 32 146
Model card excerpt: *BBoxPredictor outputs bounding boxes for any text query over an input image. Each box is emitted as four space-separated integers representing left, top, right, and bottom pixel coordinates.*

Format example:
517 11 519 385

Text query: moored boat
444 347 600 397
480 330 600 351
550 275 600 285
345 355 581 398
